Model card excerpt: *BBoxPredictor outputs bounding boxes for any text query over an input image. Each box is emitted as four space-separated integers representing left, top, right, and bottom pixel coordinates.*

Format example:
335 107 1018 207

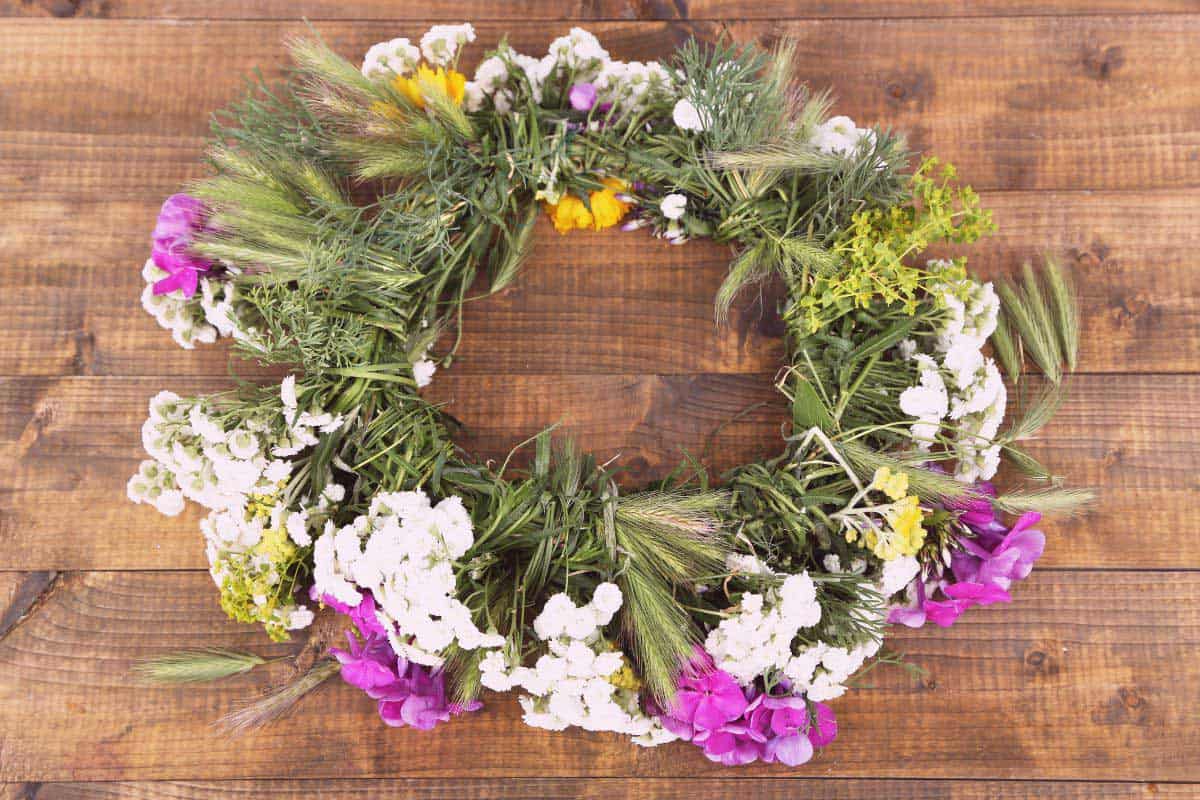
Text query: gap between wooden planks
0 570 1195 782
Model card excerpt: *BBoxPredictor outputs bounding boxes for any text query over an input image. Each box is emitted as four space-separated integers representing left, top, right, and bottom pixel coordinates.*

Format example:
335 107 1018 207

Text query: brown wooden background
2 1 1199 798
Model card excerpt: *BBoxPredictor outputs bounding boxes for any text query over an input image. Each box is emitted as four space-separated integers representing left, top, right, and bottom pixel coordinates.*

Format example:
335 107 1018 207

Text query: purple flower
348 591 388 639
756 695 813 766
568 82 598 111
330 630 398 691
888 487 1045 629
922 581 1011 627
806 701 838 748
374 661 482 730
309 585 355 615
666 652 748 731
322 589 480 730
952 512 1044 590
150 193 214 298
653 649 838 767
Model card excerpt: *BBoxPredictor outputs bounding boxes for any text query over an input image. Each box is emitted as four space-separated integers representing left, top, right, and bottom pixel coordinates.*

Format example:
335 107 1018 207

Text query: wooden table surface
2 1 1198 798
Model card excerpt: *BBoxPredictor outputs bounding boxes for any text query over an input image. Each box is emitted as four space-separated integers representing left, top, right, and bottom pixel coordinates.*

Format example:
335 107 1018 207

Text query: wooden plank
0 373 1194 571
0 570 1194 781
4 0 1198 20
1 190 1198 377
1 17 1197 194
4 778 1198 800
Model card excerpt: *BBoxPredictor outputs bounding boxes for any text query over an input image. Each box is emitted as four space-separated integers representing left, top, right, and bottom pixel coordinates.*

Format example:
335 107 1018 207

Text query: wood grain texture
2 192 1197 377
4 0 1200 19
0 570 1195 782
1 778 1196 799
1 16 1198 196
0 4 1196 795
1 373 1194 570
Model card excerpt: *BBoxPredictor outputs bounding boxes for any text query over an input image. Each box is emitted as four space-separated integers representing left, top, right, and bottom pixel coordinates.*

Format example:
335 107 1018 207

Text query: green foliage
791 158 994 333
996 259 1080 384
154 31 1085 706
133 649 268 683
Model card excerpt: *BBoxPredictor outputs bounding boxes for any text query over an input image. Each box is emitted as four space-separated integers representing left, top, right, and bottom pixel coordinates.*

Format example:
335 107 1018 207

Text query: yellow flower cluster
373 64 467 118
844 468 928 561
606 655 643 692
879 495 926 559
872 466 909 501
215 493 302 642
544 178 631 234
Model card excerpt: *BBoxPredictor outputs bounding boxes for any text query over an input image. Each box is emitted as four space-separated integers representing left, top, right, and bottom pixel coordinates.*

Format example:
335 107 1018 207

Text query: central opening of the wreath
422 223 788 484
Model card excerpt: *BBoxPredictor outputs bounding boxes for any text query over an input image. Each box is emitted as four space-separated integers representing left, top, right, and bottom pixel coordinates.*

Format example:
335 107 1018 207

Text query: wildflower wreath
130 25 1092 766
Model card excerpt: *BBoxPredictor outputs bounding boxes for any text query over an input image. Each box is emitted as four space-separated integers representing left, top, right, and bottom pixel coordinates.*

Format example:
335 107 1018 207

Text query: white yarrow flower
361 37 421 79
412 358 437 388
660 193 687 220
419 23 476 67
672 98 709 132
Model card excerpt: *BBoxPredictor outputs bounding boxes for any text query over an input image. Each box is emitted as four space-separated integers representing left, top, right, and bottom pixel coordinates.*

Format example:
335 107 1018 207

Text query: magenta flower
922 581 1012 627
150 193 214 298
568 82 598 111
806 701 837 748
330 630 398 691
756 695 815 766
889 484 1045 629
322 589 481 730
375 662 482 730
952 512 1045 590
348 591 388 638
310 586 355 615
653 649 838 767
667 655 748 731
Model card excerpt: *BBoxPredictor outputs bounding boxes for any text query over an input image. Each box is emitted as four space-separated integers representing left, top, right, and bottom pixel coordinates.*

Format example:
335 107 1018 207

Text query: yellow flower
545 194 595 234
588 178 630 230
872 466 909 502
543 177 631 234
606 657 642 692
392 64 467 110
254 526 297 564
884 495 927 557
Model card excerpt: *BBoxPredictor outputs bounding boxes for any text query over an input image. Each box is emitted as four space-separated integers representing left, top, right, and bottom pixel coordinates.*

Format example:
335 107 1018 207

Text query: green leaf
845 316 916 364
791 375 835 432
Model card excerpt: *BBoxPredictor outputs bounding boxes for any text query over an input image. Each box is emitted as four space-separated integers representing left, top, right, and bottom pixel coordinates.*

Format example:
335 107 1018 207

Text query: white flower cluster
898 353 949 447
361 37 421 80
311 489 504 667
477 583 669 740
783 637 882 702
459 28 671 116
898 266 1006 482
671 98 710 132
878 554 922 598
201 487 338 636
361 24 476 80
202 482 343 563
420 23 476 66
704 572 822 686
412 356 437 388
810 115 876 158
139 260 258 350
139 260 215 349
129 377 340 517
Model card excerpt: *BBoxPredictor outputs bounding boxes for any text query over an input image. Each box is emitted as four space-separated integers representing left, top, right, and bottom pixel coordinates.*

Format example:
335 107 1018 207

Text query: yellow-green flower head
872 466 909 502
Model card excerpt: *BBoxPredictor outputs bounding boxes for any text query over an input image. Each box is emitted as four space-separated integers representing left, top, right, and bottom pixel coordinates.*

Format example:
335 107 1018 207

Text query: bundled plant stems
129 25 1091 767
